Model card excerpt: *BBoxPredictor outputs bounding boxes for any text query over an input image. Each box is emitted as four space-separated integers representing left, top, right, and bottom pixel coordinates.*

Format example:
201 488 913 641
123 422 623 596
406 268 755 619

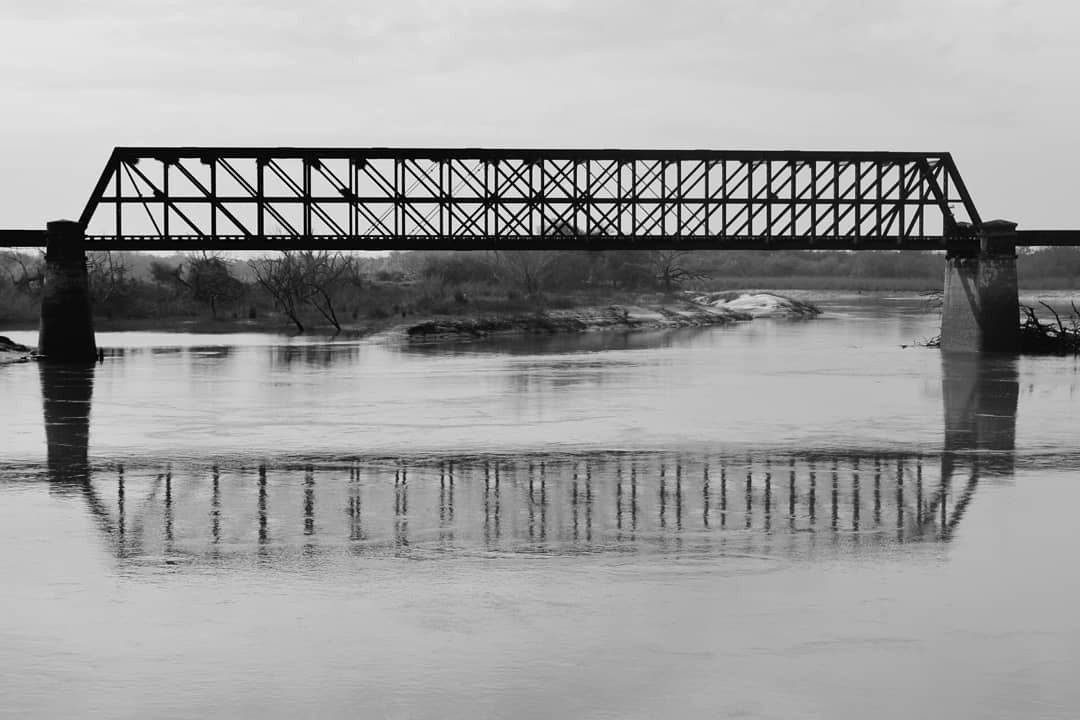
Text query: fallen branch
1020 302 1080 354
911 302 1080 354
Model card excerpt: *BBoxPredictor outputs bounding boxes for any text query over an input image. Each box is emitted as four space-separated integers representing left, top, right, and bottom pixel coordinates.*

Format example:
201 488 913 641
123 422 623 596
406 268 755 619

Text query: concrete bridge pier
940 220 1020 353
38 219 97 362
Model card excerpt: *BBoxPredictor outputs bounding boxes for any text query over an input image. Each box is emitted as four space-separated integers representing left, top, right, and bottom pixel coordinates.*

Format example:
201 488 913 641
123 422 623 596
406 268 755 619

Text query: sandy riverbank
1 292 826 348
0 336 32 364
405 292 820 340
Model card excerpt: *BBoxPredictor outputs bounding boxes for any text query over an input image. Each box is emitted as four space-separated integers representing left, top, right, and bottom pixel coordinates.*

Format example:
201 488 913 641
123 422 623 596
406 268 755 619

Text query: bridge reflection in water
40 355 1018 564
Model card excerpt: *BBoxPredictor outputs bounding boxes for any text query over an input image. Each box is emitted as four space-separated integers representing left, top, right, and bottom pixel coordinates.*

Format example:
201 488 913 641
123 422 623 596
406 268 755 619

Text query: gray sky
2 0 1078 229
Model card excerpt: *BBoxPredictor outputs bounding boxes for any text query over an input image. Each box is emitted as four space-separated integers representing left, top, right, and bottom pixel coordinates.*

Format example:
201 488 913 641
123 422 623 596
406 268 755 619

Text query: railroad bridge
3 147 1078 358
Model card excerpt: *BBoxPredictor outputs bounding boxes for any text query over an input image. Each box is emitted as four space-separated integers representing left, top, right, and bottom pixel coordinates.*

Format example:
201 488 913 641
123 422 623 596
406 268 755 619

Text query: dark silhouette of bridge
0 147 1074 252
2 147 1078 358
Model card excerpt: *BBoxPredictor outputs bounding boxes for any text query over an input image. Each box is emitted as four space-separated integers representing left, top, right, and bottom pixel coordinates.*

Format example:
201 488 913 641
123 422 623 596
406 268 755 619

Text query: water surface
2 297 1078 719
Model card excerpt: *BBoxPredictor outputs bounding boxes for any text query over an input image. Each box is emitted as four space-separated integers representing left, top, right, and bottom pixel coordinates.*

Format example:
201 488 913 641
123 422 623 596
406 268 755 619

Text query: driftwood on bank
1018 302 1080 354
921 302 1080 354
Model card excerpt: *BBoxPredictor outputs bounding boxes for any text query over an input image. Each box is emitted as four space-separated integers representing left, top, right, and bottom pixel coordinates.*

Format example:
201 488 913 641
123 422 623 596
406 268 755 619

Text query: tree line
2 247 1078 330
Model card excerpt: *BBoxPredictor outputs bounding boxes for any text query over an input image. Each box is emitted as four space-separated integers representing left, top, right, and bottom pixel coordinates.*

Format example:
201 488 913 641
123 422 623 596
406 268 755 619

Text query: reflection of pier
40 363 120 544
37 352 1020 563
942 353 1018 476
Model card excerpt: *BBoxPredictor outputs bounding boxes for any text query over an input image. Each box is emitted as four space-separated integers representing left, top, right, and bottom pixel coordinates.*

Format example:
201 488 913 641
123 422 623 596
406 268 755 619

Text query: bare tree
250 252 308 333
1 250 45 297
161 252 245 319
649 250 706 292
250 251 357 333
87 251 131 304
488 251 562 297
302 251 355 332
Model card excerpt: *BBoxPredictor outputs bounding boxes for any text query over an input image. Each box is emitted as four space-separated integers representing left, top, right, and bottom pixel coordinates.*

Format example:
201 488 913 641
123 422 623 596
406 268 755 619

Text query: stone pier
940 220 1020 353
38 219 97 362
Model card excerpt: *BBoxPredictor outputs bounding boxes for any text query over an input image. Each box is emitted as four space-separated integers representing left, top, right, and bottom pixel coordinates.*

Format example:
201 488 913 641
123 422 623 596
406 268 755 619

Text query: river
2 295 1079 719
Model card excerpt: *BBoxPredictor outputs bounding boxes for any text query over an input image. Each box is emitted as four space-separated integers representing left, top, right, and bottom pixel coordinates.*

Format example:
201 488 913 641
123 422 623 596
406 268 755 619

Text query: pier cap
979 219 1017 256
44 220 85 260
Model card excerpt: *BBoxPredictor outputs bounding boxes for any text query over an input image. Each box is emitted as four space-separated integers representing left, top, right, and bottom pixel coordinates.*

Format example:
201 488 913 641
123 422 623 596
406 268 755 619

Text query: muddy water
2 296 1079 719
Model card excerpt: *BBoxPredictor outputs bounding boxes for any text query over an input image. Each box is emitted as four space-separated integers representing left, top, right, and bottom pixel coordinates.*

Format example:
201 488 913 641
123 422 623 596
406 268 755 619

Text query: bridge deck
1 230 1076 250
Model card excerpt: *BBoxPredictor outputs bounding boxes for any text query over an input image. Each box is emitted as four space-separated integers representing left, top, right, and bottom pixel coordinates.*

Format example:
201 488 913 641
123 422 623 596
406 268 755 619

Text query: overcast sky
2 0 1078 229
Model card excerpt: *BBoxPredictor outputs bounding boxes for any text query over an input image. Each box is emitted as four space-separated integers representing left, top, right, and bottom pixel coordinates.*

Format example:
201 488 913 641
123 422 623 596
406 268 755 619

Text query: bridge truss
51 148 990 252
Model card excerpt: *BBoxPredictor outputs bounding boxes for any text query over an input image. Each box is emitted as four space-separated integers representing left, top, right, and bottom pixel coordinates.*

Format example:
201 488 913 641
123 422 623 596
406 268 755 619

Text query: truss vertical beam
162 160 170 241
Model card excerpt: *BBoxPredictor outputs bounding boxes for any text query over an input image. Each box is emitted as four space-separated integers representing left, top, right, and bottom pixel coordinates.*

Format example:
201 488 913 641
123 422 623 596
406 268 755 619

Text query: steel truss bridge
1 147 1075 252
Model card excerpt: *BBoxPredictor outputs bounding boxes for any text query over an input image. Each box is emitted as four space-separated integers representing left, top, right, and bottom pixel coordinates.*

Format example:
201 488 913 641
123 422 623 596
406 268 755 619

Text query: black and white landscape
3 2 1080 719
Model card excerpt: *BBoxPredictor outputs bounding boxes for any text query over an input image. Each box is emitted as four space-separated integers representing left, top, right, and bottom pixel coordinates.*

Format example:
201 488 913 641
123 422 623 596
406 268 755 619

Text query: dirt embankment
0 293 823 346
406 293 819 340
0 336 32 365
684 291 822 318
